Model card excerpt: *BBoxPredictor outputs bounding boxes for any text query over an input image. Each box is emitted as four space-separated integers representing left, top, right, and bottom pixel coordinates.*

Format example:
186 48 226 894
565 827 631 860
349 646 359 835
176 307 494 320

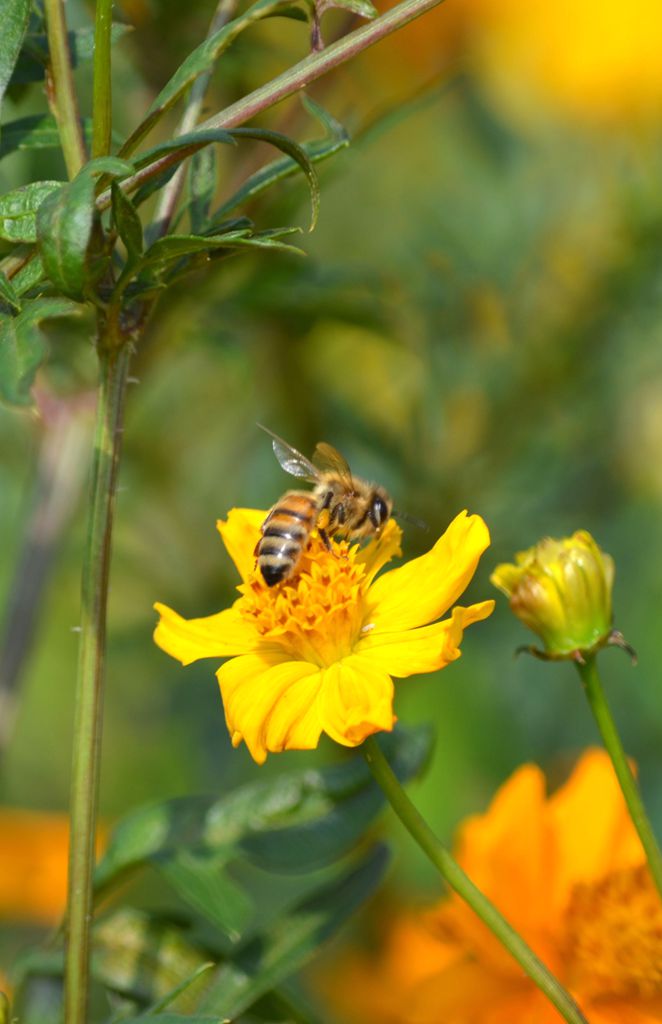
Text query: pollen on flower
237 532 369 667
563 864 662 997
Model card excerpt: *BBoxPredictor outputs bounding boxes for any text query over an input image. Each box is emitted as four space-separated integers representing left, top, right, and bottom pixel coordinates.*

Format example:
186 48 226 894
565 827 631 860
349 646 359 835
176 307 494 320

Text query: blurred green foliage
2 0 662 999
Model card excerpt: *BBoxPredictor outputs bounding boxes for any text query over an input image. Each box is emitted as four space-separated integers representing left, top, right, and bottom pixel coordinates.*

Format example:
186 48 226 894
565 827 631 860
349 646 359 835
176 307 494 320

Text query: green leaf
94 908 211 1007
228 128 320 231
0 297 77 406
118 1016 224 1024
0 181 63 242
0 0 30 113
111 181 143 262
144 962 216 1015
325 0 376 16
0 115 96 160
9 24 132 84
0 271 20 311
154 849 254 944
95 726 431 892
197 845 389 1019
36 157 133 298
188 146 217 234
119 0 305 158
134 128 236 169
9 251 45 296
212 101 348 224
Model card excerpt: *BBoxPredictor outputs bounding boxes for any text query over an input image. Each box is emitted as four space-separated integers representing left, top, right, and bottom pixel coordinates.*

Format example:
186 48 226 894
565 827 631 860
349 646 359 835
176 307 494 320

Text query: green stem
92 0 114 158
362 737 588 1024
97 0 447 210
64 338 131 1024
43 0 87 177
576 655 662 898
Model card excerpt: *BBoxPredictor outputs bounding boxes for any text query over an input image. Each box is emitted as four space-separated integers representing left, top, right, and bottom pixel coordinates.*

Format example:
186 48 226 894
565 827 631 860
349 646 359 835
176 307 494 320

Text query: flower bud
491 530 615 659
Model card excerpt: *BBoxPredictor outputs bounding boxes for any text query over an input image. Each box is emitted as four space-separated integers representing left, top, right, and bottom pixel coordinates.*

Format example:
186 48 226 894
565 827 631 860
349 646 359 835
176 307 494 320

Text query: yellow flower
154 509 494 764
317 749 662 1023
491 530 615 659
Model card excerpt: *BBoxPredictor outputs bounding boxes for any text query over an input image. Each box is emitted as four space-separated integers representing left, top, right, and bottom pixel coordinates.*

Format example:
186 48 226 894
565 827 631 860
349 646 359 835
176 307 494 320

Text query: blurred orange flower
0 808 105 926
319 750 662 1023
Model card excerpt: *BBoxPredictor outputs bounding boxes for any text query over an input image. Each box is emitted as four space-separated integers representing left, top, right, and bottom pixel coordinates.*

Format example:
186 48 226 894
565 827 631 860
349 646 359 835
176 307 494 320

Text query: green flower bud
491 530 615 659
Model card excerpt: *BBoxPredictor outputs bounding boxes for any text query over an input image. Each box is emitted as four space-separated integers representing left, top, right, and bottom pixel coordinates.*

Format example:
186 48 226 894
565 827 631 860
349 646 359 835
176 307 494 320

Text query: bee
256 425 393 587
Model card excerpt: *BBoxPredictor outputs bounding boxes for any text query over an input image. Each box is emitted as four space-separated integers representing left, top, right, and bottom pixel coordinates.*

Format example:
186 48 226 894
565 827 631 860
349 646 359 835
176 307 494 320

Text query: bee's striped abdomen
258 491 318 586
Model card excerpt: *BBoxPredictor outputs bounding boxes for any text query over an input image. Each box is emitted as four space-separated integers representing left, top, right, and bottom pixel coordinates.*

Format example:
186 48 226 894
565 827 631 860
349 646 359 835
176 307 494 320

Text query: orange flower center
563 864 662 997
237 533 369 667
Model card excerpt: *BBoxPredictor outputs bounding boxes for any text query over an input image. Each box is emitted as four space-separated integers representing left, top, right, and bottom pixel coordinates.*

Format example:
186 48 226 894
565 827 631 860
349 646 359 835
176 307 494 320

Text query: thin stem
43 0 87 177
576 655 662 898
92 0 114 158
363 737 588 1024
64 339 131 1024
98 0 447 210
151 0 239 238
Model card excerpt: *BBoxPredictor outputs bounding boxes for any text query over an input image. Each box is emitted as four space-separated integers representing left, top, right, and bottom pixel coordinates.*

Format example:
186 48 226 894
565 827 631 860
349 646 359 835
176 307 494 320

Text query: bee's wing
258 424 319 482
312 442 354 487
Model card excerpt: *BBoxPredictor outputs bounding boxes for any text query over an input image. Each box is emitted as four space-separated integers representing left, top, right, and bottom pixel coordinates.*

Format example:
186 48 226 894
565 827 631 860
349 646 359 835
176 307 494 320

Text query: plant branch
64 338 131 1024
92 0 114 157
43 0 87 177
98 0 448 210
363 737 588 1024
576 655 662 898
151 0 239 238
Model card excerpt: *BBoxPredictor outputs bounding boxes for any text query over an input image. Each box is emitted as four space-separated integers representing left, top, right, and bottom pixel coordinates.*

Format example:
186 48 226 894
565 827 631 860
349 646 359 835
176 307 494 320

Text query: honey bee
256 425 393 587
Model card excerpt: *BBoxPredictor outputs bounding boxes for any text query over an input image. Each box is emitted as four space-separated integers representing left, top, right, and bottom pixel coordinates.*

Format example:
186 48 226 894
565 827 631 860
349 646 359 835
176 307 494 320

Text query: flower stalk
576 654 662 899
362 736 589 1024
43 0 87 177
64 338 131 1024
92 0 114 158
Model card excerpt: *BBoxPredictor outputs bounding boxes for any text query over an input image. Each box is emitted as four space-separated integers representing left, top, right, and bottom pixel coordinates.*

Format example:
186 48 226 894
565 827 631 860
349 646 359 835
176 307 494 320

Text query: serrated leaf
0 115 96 160
197 845 389 1019
111 181 143 261
36 157 133 298
0 0 30 113
119 0 305 158
9 24 132 84
188 147 217 234
0 272 20 311
0 181 63 242
228 128 320 231
0 297 77 406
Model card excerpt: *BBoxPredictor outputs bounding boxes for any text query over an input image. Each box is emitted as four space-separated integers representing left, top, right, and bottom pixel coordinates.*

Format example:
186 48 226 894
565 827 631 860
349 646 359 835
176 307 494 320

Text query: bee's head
369 490 392 533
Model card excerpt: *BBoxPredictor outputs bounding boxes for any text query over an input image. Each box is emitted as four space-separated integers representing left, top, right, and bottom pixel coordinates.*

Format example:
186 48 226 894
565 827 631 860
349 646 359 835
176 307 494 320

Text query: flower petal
216 508 268 583
356 601 494 677
217 652 323 764
318 655 395 747
153 601 261 665
366 511 491 631
354 518 403 584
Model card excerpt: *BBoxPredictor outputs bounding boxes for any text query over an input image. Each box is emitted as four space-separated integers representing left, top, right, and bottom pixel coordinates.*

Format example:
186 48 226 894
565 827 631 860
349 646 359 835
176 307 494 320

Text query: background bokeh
2 0 662 1001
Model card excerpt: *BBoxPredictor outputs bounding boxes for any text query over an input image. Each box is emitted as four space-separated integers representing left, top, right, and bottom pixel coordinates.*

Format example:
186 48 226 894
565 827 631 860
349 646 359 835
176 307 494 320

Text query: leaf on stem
0 271 21 311
0 0 30 114
118 0 308 158
0 181 63 243
36 156 133 299
0 115 96 161
9 24 132 85
111 182 143 263
188 147 217 234
228 128 320 230
0 297 78 406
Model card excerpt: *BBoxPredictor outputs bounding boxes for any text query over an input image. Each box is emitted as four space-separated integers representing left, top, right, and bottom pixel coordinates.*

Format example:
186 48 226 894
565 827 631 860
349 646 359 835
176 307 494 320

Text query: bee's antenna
393 509 428 531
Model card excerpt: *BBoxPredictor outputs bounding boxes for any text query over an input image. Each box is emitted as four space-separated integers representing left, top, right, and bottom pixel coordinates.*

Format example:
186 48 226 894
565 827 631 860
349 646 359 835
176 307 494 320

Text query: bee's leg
318 527 333 552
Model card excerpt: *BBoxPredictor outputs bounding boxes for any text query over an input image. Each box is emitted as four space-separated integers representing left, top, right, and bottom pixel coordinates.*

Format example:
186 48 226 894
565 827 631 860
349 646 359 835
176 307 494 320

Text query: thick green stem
98 0 447 210
577 655 662 897
43 0 87 177
64 339 131 1024
363 737 588 1024
92 0 114 158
